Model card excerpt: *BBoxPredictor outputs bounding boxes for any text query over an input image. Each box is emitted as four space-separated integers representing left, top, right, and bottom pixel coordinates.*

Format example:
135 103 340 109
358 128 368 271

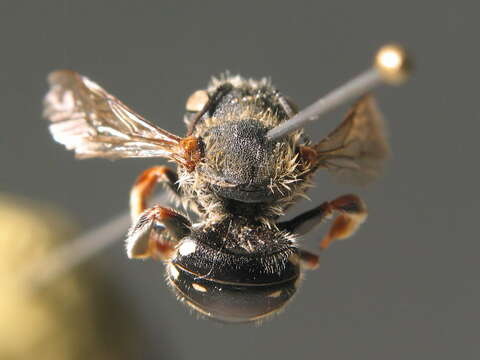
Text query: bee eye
185 90 209 112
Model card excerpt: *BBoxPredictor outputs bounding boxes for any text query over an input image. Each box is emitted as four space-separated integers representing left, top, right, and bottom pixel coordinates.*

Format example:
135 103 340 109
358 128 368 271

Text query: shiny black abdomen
166 220 301 322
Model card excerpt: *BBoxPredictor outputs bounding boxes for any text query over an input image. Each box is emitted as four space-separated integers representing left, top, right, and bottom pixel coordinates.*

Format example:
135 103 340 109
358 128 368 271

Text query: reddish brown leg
130 166 178 221
278 194 367 251
319 194 367 250
298 249 320 270
126 205 191 260
128 166 188 260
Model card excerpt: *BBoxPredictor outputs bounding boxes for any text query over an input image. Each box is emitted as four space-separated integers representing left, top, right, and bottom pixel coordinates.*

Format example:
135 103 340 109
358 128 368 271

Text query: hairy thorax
177 75 312 225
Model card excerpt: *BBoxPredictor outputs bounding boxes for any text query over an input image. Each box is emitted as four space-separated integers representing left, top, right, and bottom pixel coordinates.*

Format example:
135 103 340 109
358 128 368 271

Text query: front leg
278 194 367 251
126 205 191 260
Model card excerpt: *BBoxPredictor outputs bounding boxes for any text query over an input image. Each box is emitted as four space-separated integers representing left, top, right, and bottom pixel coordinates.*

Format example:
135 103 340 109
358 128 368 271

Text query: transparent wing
43 70 192 165
311 95 390 185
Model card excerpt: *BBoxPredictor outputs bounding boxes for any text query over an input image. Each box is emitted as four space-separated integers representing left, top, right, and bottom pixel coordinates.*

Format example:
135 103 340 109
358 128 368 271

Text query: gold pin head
374 44 412 85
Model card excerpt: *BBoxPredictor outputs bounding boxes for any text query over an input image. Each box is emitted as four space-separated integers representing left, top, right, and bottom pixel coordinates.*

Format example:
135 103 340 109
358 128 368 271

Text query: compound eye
186 90 209 112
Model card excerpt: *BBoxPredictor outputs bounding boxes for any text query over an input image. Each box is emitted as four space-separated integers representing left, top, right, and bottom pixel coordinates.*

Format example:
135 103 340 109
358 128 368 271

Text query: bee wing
43 70 199 168
311 95 390 185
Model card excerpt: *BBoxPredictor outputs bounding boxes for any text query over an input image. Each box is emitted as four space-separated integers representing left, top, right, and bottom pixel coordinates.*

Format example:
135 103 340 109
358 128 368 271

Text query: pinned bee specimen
43 44 411 322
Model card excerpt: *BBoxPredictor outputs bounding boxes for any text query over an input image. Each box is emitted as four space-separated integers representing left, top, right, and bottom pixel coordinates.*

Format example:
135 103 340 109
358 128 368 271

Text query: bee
43 45 410 322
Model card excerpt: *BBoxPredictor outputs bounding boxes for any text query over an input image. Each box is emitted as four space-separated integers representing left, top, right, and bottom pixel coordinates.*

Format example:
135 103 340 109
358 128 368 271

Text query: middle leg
126 205 190 260
127 166 189 260
130 165 180 221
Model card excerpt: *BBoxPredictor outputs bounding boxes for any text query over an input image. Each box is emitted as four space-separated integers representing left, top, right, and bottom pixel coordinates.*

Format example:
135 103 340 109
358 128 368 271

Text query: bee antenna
266 44 412 141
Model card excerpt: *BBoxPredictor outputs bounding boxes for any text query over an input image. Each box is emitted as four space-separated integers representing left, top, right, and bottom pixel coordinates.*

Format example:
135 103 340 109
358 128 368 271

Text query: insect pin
43 44 411 322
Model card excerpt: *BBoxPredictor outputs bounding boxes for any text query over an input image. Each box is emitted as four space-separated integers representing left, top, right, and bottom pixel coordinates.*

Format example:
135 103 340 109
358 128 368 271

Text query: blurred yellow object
0 194 136 359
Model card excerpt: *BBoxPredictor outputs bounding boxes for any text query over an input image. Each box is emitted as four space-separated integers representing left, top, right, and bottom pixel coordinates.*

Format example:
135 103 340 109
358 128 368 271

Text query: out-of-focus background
1 1 478 359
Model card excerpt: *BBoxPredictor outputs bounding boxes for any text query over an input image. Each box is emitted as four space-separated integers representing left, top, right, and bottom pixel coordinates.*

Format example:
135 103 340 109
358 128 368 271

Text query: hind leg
278 194 367 251
297 249 320 270
319 195 367 250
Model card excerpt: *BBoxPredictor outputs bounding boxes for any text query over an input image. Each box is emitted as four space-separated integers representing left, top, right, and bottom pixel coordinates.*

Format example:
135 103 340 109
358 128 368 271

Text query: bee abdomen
166 237 301 322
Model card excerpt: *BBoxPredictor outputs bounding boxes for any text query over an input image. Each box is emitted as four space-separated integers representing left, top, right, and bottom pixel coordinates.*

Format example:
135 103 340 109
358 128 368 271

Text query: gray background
1 1 479 359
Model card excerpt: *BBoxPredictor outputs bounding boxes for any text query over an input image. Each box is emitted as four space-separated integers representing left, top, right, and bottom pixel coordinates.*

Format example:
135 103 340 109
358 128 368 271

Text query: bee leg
297 249 320 270
320 194 367 250
130 166 180 221
278 194 367 250
278 202 331 236
126 205 191 260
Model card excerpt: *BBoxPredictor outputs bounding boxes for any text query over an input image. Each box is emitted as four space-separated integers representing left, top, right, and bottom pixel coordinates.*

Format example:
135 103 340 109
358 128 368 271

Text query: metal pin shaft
25 193 168 288
266 68 382 140
266 44 411 141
